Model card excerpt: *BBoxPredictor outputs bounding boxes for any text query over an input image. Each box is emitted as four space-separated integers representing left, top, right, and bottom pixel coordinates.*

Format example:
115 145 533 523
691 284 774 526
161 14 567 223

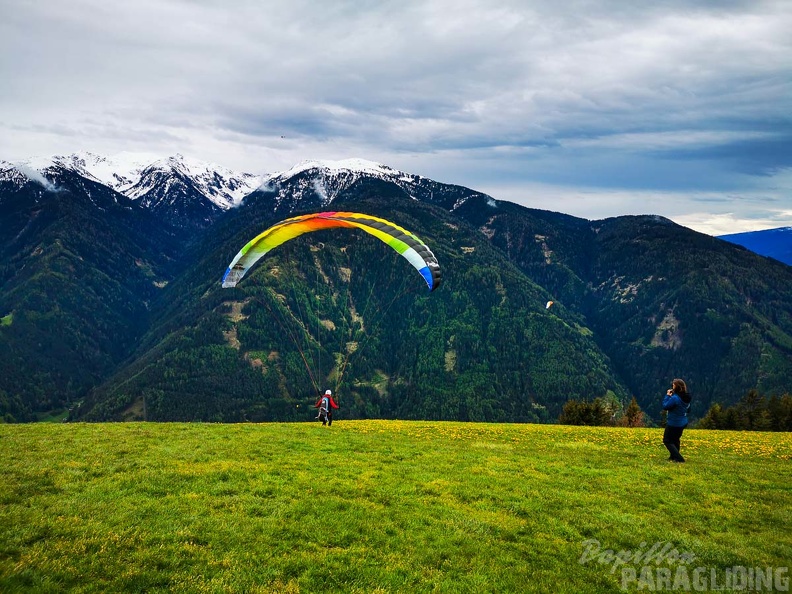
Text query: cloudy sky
1 0 790 234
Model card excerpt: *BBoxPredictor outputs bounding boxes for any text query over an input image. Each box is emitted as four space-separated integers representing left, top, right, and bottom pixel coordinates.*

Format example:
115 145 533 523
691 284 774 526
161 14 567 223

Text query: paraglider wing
546 301 554 309
222 211 442 291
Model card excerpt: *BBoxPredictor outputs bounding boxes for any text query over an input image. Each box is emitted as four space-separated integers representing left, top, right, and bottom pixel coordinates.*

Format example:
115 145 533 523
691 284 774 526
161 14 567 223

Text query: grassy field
1 421 790 593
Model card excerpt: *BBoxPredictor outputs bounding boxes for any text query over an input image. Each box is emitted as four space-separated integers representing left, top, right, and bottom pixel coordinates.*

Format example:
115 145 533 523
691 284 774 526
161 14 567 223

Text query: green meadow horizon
1 421 789 593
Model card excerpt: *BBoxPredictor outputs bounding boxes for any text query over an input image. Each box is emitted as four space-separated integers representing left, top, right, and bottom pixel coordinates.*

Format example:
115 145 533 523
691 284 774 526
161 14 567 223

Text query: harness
317 396 330 421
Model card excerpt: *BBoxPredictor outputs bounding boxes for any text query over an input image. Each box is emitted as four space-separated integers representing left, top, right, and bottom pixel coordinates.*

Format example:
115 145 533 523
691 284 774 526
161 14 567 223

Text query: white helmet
325 389 332 395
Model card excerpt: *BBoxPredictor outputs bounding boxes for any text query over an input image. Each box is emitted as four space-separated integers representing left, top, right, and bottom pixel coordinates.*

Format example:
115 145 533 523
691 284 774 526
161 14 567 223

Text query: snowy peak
268 158 416 181
13 151 155 192
131 154 263 209
259 158 426 210
264 158 420 191
259 158 493 214
68 151 158 192
1 158 62 191
0 160 27 185
9 152 262 211
4 152 495 219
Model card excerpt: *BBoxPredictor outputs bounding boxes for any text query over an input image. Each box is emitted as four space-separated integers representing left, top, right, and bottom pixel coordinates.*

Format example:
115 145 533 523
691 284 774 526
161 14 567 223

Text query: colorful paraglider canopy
222 211 442 291
546 300 554 309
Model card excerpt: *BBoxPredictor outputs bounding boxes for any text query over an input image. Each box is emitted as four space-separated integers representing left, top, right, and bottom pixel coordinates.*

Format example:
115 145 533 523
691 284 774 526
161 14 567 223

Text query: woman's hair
672 378 688 395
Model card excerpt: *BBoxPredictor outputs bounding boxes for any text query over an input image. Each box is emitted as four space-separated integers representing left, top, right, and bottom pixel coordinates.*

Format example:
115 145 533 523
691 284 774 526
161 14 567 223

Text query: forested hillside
79 183 625 422
0 166 180 421
2 160 791 424
450 202 792 417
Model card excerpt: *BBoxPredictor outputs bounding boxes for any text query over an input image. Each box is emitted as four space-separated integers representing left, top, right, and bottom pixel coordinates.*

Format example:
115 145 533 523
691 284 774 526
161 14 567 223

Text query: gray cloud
1 0 790 232
654 136 792 176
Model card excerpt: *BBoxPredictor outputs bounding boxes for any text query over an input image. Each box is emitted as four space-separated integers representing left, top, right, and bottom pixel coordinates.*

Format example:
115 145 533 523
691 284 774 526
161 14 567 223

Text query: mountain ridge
2 154 791 423
719 226 792 266
8 151 262 210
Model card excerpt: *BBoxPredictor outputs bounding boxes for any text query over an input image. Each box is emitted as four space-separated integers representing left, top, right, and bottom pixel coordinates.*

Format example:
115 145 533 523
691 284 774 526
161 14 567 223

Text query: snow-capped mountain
125 154 262 210
262 159 420 205
9 152 263 211
121 155 262 227
4 153 495 229
266 158 416 183
4 152 266 230
258 158 494 214
0 160 33 187
42 151 156 193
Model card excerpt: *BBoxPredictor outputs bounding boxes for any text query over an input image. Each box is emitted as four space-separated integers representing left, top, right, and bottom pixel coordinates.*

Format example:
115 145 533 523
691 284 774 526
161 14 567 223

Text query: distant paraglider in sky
546 300 554 309
222 211 442 291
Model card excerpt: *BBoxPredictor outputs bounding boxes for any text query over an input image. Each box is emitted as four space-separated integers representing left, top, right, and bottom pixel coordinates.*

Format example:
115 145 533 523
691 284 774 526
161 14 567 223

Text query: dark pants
327 411 333 426
663 425 686 462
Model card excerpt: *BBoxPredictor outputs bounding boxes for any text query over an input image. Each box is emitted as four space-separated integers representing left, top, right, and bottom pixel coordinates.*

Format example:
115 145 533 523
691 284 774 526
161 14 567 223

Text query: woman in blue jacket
662 378 691 463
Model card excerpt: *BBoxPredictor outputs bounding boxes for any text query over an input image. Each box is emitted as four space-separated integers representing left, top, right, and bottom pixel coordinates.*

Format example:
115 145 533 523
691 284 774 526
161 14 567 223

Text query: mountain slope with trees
78 181 626 422
448 202 792 417
1 157 791 424
0 165 181 421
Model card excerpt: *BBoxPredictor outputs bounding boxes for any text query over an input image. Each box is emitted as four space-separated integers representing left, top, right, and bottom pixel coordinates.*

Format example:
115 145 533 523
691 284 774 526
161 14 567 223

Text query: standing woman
662 378 691 463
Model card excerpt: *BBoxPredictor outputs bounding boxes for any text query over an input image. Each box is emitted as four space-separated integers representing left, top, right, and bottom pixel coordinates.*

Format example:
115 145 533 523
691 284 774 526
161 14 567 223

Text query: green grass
0 422 789 593
0 312 12 326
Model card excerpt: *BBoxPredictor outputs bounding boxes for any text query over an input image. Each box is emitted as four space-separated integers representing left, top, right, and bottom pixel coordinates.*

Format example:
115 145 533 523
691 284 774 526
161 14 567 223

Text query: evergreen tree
697 390 792 431
736 389 765 430
620 397 644 427
559 398 613 426
698 403 724 429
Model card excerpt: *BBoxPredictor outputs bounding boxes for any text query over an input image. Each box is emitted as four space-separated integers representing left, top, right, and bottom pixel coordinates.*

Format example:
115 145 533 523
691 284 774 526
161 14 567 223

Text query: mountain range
718 227 792 267
1 153 791 424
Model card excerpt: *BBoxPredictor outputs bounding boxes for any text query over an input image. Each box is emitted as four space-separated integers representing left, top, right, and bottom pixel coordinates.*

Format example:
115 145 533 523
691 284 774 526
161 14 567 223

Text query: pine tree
737 389 765 430
559 400 583 425
698 403 724 429
620 397 644 427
